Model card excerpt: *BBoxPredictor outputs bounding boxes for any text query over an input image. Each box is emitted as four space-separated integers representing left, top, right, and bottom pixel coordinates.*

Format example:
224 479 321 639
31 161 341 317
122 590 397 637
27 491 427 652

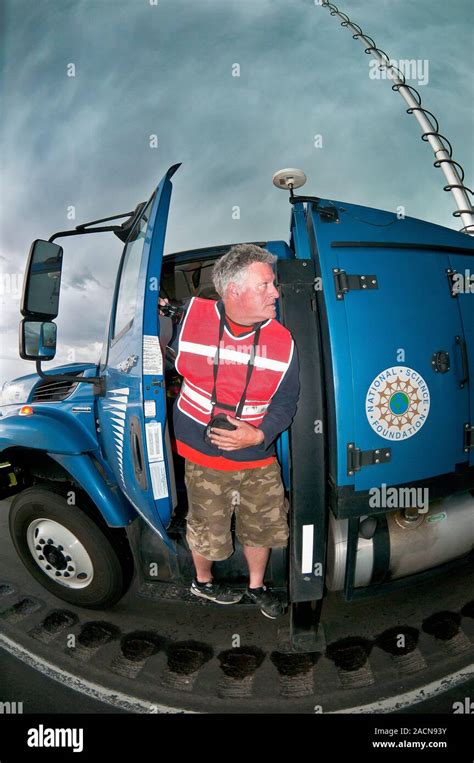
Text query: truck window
160 258 219 301
113 198 154 340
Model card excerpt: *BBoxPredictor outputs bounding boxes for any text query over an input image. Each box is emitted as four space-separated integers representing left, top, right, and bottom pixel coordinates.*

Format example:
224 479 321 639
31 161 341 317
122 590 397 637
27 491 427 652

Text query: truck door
447 252 474 466
309 201 474 497
97 164 180 547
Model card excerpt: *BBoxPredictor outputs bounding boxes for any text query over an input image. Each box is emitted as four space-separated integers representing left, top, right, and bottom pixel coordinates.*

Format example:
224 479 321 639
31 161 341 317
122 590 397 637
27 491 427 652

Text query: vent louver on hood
31 374 83 402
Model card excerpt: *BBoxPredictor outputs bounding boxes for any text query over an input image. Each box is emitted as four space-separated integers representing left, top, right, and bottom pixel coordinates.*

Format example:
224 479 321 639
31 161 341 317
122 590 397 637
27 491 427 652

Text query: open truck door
97 165 180 548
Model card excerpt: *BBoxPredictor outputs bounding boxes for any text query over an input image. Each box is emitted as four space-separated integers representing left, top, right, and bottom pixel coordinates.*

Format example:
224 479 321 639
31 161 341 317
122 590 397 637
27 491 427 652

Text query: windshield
112 195 155 340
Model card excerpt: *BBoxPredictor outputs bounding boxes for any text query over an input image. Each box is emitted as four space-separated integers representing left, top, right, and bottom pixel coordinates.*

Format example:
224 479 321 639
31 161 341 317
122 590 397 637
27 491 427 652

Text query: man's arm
257 343 300 448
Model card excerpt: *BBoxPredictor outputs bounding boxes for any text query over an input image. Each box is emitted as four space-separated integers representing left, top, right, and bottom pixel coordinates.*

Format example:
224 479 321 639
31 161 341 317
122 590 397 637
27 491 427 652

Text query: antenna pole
321 1 474 235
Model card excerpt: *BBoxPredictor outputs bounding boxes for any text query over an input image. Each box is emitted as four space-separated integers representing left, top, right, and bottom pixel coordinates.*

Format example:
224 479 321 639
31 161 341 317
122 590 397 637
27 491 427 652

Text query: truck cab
1 164 473 651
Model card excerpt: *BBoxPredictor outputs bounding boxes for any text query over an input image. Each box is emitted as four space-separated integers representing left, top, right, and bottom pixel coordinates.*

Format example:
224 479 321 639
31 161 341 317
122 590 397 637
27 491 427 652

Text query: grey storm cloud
65 270 105 291
0 0 473 385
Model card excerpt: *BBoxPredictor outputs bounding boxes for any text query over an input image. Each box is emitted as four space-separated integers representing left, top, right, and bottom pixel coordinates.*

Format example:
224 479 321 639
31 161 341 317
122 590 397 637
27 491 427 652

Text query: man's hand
209 416 265 451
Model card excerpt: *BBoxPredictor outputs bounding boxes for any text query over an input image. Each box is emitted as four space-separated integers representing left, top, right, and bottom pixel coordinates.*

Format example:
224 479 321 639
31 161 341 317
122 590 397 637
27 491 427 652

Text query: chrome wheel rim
26 518 94 589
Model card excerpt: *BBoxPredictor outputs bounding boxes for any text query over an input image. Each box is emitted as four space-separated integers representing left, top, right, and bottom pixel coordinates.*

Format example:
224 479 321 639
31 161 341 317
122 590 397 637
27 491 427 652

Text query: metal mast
321 1 474 235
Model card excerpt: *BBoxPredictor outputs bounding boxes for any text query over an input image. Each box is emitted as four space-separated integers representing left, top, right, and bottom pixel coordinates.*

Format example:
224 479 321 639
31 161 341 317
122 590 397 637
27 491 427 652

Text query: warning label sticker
143 335 163 376
145 421 164 461
144 400 156 418
149 461 169 500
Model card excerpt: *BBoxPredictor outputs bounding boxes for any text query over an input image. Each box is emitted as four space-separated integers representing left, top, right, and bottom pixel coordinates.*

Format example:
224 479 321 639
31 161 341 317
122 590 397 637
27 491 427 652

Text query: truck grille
31 374 82 402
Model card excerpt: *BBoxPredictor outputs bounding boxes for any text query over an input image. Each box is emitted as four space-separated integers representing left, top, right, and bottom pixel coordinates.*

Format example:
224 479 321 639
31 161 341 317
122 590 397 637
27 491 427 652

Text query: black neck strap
210 307 262 419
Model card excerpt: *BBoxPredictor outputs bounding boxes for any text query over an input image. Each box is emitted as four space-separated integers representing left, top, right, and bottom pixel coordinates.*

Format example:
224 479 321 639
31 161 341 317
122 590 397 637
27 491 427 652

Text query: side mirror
19 320 57 360
21 240 64 319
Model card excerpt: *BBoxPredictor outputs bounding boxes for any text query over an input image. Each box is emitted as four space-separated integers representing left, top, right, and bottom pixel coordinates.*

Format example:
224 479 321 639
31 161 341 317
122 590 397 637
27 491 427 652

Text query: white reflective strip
181 381 212 412
179 340 222 360
179 340 290 372
177 396 208 425
174 297 196 376
242 403 268 415
301 524 314 574
184 378 211 397
253 355 289 372
181 381 269 416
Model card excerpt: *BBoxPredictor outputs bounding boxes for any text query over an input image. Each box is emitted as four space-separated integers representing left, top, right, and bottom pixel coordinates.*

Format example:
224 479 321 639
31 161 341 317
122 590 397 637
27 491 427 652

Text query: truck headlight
0 381 32 406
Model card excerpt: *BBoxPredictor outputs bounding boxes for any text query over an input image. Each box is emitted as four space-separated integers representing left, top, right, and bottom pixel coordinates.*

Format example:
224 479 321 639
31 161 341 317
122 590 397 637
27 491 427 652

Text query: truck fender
0 405 97 454
51 452 137 527
0 409 136 527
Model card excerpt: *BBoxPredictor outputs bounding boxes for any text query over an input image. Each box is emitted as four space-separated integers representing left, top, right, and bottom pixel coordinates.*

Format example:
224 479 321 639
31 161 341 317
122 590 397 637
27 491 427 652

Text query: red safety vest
175 297 294 428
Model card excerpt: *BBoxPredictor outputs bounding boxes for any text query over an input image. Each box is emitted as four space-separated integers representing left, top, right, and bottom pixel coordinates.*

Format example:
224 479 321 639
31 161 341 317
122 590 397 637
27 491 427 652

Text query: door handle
130 416 148 489
455 335 469 389
132 432 143 472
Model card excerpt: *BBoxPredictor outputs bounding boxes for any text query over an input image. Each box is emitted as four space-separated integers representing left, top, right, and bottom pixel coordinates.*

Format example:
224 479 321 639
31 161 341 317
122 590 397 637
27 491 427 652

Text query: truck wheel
9 486 132 609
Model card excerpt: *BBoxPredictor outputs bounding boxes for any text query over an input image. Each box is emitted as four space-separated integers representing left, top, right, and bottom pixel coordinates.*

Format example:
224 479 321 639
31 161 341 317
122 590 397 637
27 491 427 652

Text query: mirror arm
49 225 122 244
35 361 104 391
48 202 147 243
75 210 137 229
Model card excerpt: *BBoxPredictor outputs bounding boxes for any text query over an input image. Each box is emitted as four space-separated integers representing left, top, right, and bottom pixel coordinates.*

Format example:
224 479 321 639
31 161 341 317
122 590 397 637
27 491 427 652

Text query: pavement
0 497 473 716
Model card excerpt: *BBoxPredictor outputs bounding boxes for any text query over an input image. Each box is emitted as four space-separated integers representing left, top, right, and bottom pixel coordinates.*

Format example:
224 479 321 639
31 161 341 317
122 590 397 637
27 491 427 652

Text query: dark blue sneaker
190 579 243 605
246 585 285 619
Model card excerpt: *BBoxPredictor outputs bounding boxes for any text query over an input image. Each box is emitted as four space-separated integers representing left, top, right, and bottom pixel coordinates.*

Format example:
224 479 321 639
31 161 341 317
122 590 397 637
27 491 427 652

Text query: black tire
9 485 133 609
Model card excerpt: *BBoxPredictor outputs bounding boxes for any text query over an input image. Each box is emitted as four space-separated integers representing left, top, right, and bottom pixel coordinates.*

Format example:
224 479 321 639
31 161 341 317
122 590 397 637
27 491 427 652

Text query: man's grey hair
212 244 277 297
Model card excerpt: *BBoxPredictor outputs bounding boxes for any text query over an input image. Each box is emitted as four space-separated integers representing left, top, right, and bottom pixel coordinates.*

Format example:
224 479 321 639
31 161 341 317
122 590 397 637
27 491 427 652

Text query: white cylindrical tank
326 492 474 592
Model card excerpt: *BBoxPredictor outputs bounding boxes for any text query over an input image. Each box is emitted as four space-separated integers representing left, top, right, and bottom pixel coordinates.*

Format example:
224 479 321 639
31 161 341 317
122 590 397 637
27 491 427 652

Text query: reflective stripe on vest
175 297 294 427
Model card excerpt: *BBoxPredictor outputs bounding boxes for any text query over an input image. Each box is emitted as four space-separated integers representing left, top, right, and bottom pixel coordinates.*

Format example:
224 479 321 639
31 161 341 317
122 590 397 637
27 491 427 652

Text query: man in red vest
160 244 299 618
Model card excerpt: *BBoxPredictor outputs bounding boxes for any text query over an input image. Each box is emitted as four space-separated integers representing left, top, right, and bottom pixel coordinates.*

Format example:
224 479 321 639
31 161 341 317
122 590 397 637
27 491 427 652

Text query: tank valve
403 506 421 522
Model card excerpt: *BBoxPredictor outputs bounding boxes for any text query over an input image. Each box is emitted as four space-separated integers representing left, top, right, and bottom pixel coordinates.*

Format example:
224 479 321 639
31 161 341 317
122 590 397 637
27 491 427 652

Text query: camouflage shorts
184 459 289 561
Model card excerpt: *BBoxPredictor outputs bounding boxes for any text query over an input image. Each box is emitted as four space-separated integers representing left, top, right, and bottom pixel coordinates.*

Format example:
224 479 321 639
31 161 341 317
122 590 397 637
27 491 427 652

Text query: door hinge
93 376 106 397
318 205 340 223
464 424 474 452
333 269 378 300
347 443 391 475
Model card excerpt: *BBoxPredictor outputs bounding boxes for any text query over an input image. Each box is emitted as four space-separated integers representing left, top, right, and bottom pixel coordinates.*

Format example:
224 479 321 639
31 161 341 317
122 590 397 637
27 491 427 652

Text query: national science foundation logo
365 366 430 440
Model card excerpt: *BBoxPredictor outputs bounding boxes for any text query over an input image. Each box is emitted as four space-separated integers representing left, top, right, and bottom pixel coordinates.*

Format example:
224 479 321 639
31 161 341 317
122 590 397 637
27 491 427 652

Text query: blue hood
0 363 97 407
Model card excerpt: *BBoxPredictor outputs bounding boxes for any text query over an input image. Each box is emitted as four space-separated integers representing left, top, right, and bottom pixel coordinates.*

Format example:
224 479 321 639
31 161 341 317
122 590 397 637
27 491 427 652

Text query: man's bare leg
192 550 213 583
243 546 270 588
190 549 242 604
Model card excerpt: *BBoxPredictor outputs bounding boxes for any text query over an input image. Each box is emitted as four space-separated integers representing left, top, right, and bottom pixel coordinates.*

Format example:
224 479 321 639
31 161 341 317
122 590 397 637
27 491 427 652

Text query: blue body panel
0 364 135 527
447 253 474 468
52 452 135 526
308 200 474 492
265 240 293 260
0 404 97 453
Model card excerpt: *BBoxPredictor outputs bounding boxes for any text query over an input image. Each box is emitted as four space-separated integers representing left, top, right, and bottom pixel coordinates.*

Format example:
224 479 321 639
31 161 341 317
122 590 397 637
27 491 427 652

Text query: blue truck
1 163 473 650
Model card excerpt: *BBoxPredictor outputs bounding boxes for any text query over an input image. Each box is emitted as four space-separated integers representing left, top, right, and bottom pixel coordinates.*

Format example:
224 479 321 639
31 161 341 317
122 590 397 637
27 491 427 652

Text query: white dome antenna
272 169 307 199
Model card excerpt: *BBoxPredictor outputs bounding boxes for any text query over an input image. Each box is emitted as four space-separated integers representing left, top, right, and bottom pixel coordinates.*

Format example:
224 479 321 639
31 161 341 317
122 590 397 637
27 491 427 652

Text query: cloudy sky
1 0 473 386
